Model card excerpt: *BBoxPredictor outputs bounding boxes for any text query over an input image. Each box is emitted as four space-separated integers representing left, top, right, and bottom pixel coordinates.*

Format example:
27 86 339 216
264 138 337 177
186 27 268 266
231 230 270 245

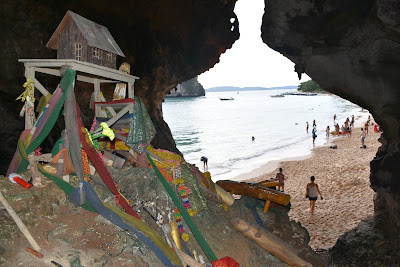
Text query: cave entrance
164 0 378 251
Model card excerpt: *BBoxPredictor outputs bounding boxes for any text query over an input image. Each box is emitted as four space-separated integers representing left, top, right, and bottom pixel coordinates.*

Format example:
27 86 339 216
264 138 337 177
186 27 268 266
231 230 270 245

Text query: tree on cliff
297 80 325 92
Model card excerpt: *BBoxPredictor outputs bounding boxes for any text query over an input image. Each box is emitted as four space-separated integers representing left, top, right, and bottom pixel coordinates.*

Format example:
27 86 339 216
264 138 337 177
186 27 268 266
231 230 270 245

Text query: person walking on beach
306 176 323 215
306 122 309 133
276 168 285 192
360 128 366 148
326 126 330 138
312 128 317 145
364 121 369 134
333 114 336 123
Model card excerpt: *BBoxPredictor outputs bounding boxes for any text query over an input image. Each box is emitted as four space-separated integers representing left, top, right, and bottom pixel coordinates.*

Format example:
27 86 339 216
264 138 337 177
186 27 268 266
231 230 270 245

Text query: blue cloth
82 181 179 267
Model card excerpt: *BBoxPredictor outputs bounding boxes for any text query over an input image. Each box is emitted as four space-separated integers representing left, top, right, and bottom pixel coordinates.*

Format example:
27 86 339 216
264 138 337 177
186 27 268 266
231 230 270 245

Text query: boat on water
219 97 234 101
270 94 285 98
284 92 317 96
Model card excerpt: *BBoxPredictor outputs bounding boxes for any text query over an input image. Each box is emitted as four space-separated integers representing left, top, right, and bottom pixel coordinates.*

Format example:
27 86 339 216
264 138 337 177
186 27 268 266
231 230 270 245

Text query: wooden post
28 152 43 187
0 191 41 251
94 79 101 117
230 218 312 267
214 184 235 206
24 67 36 129
263 199 271 213
128 82 134 98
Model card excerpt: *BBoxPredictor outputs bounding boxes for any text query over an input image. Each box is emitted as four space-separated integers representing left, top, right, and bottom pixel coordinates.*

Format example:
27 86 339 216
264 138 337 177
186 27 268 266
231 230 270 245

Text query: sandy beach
235 120 381 249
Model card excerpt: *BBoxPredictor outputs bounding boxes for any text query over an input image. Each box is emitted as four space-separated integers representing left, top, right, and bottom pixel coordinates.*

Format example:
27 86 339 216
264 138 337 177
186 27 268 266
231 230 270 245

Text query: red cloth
212 256 240 267
76 104 140 220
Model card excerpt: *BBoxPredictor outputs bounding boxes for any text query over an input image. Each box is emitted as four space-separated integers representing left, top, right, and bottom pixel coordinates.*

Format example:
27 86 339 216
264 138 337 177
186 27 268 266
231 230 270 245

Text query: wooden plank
34 67 95 84
34 78 50 96
104 104 132 127
99 92 117 116
19 59 139 82
231 218 313 267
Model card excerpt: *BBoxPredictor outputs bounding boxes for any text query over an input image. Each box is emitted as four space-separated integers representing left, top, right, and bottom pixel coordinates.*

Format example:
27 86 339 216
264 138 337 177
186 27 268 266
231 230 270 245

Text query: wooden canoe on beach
257 178 280 188
216 180 290 213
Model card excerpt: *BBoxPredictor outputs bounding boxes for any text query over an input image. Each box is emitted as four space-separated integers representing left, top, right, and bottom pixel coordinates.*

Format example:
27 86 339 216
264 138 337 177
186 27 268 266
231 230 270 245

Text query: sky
198 0 310 89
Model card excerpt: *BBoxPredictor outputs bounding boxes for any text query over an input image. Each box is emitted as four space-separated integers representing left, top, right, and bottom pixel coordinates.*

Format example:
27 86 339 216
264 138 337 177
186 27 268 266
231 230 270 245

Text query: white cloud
198 0 310 89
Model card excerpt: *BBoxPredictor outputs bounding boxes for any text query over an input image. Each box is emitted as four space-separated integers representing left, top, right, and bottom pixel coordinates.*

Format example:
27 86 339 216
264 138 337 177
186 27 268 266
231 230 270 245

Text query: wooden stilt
0 192 41 251
28 152 43 187
263 199 271 213
231 218 312 267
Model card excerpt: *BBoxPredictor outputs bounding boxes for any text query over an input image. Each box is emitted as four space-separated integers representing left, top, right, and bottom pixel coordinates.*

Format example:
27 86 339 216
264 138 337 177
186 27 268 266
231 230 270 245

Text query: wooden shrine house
46 10 125 69
19 11 139 130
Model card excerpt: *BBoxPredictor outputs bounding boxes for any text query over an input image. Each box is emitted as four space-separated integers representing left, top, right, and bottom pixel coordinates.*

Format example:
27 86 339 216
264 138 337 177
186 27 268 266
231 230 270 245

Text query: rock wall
261 0 400 251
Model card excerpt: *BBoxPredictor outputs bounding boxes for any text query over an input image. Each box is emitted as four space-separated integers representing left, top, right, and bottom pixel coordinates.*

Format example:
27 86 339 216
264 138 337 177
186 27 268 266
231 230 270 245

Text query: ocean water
162 89 365 181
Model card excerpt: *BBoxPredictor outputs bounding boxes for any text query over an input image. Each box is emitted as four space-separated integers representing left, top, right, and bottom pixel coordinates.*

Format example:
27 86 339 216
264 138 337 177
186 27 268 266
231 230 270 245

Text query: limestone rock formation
261 0 400 260
166 77 206 97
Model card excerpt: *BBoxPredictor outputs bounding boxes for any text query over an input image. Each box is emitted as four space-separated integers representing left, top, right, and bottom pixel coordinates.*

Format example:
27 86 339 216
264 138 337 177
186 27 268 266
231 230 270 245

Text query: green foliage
297 80 325 92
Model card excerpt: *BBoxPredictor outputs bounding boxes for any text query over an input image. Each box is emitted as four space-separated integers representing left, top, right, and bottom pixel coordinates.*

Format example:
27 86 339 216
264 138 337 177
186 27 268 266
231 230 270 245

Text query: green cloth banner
147 153 218 262
17 69 76 173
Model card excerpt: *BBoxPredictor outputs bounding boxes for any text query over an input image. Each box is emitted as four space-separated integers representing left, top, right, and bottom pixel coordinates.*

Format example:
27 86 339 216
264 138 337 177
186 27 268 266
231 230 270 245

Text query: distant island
166 77 205 97
297 80 326 93
206 85 298 92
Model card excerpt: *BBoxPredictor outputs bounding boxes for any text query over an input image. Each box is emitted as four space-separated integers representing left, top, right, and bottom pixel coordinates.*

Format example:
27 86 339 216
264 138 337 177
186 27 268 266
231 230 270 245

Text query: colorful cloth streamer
147 153 217 262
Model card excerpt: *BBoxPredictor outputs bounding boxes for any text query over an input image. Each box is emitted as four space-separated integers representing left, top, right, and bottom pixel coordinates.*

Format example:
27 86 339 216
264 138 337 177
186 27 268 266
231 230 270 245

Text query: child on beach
360 128 366 148
306 176 323 215
276 168 285 192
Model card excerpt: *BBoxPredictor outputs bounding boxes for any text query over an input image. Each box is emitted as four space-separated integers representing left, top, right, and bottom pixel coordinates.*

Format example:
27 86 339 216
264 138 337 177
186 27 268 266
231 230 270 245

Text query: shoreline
229 113 379 249
230 111 370 182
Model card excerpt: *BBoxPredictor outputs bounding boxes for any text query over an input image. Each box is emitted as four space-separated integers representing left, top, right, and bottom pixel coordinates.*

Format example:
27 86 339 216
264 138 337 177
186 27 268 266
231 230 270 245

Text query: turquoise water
162 90 364 181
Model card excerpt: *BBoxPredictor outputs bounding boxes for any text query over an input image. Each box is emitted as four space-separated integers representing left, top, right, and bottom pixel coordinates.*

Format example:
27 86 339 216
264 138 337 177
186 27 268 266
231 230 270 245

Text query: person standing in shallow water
306 176 323 215
306 122 309 133
276 168 285 192
312 128 317 145
200 156 208 170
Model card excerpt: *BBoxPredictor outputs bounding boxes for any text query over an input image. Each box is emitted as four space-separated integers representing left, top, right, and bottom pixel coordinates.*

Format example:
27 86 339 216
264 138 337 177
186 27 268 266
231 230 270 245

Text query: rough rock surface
0 169 322 266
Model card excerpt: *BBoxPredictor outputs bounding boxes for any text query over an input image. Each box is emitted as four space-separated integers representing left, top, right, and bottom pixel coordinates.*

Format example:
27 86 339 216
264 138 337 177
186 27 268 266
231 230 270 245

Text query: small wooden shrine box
46 10 125 69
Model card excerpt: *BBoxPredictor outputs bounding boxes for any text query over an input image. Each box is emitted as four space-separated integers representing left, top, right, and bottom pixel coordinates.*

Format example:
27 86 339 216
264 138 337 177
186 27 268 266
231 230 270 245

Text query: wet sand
235 124 381 249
